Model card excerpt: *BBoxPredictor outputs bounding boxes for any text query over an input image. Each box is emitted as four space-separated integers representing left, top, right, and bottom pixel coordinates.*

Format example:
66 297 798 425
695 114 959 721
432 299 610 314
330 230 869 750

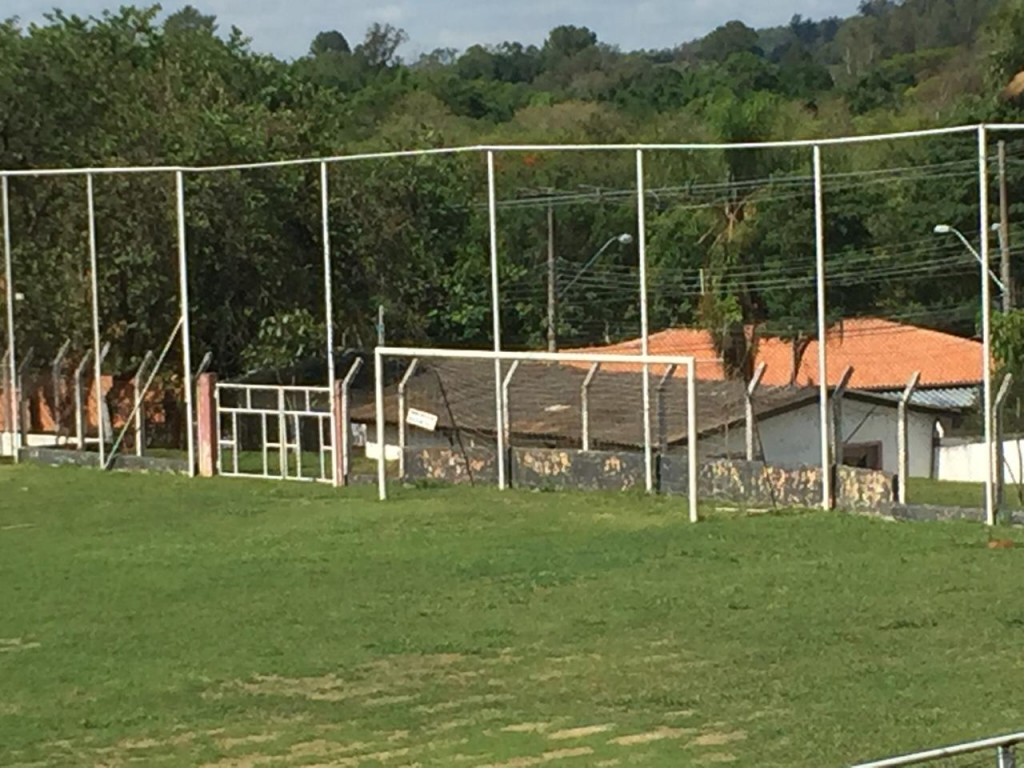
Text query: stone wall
512 448 646 492
402 446 498 485
19 446 189 474
403 447 897 512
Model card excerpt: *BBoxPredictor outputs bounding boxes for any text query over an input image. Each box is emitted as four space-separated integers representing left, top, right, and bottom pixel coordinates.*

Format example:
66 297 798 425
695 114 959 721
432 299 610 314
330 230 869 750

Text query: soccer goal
851 731 1023 767
369 346 699 521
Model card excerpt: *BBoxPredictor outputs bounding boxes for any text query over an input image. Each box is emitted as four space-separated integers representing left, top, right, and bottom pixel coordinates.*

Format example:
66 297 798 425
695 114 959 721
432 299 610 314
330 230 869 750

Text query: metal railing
216 383 334 484
852 732 1023 767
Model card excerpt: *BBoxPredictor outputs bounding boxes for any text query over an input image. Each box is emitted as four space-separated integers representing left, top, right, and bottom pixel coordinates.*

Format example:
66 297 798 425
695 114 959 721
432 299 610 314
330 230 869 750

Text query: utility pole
999 140 1014 311
546 202 557 352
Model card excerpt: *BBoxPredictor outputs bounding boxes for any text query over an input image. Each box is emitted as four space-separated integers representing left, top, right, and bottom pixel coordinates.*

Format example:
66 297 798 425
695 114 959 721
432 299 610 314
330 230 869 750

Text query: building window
843 442 883 470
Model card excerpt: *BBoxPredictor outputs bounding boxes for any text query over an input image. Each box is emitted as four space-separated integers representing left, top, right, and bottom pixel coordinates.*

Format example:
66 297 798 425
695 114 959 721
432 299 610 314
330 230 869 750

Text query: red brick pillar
332 380 346 487
196 373 218 478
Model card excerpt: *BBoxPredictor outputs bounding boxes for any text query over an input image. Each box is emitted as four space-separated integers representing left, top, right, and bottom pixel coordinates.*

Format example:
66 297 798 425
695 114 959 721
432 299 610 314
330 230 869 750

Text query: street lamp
547 233 633 352
558 233 634 299
932 224 1006 293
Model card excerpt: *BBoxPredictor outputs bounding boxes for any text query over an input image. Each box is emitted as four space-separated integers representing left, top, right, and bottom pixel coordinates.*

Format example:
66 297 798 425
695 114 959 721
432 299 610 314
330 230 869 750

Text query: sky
8 1 864 60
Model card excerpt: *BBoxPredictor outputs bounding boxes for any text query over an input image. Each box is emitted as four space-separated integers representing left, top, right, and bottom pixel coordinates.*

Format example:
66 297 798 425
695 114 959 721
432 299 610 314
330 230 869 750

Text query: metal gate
215 383 335 483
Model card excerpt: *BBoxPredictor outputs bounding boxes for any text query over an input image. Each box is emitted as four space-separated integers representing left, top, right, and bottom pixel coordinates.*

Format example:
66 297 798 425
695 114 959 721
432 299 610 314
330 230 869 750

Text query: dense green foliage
2 464 1024 766
5 1 1024 378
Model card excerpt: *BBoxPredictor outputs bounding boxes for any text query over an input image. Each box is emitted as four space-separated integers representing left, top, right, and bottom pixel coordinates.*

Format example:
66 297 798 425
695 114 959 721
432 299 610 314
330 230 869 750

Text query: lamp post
558 233 634 300
933 224 1006 294
550 233 633 351
934 222 997 525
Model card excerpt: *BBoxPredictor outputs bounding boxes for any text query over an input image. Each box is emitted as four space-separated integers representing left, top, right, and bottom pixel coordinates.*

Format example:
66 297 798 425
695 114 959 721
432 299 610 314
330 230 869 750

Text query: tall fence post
486 151 506 491
3 175 18 463
686 358 699 523
581 362 600 452
74 350 94 452
51 340 71 444
397 359 419 480
656 365 678 456
1 348 10 455
746 363 767 462
813 144 831 512
196 372 218 478
636 149 653 493
16 347 33 450
830 366 854 509
337 357 363 487
897 371 921 505
133 350 154 457
502 361 520 471
994 373 1014 515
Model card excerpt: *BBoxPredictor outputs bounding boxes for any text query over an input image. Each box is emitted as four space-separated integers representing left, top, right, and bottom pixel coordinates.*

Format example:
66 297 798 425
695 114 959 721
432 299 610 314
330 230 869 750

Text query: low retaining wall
512 448 646 492
19 446 189 474
403 446 498 485
404 447 897 512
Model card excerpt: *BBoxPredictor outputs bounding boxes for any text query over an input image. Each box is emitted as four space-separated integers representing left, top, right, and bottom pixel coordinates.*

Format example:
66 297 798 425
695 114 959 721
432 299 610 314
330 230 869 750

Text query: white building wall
934 438 1024 484
697 400 938 478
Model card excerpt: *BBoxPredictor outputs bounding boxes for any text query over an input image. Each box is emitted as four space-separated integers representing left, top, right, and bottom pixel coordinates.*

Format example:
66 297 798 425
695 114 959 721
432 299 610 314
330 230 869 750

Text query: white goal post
373 345 699 522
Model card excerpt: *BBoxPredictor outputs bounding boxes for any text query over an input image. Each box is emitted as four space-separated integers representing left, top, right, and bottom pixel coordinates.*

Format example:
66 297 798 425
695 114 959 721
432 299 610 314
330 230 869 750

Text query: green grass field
2 465 1023 767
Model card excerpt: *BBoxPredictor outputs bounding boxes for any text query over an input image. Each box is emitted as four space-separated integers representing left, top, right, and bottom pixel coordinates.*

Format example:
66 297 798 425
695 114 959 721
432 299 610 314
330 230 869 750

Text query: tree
699 21 762 63
310 30 350 56
164 5 217 36
355 22 408 69
543 25 598 63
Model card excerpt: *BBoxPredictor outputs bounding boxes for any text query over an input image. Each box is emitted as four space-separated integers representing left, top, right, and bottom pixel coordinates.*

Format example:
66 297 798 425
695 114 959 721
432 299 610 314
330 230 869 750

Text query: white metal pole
320 162 339 486
175 171 196 476
2 175 16 461
375 348 386 500
637 150 654 493
687 358 698 523
86 174 106 465
979 125 996 527
813 145 831 511
487 151 507 490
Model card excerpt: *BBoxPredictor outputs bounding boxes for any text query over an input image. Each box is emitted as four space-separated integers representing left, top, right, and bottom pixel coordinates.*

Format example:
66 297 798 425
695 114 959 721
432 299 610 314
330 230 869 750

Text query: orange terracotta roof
567 317 984 390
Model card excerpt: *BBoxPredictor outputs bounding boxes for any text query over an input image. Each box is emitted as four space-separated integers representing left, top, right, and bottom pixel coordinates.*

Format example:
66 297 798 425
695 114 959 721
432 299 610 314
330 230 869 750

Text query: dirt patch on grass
610 727 695 746
216 734 278 750
502 722 552 734
692 731 747 747
413 693 513 714
0 638 40 653
697 753 737 763
478 747 594 767
548 724 614 740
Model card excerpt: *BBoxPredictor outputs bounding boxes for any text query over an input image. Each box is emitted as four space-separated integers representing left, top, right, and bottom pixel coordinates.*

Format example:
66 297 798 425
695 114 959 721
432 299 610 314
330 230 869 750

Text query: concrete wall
699 399 938 478
405 446 895 511
512 448 646 492
935 436 1024 484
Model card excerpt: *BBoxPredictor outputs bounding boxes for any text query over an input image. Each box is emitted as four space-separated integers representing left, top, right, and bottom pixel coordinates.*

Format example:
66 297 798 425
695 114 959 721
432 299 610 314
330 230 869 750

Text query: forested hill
6 1 1024 381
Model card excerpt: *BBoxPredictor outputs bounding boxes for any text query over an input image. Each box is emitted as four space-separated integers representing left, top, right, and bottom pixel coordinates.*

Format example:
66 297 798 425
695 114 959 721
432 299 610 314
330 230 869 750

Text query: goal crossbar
373 345 699 522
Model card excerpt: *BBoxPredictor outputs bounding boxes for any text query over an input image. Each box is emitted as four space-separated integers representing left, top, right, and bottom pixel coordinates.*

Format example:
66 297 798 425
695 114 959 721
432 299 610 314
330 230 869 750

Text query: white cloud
6 0 863 59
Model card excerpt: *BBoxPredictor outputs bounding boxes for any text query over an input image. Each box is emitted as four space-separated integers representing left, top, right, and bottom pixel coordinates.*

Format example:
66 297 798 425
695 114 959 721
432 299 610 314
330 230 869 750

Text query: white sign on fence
406 408 439 432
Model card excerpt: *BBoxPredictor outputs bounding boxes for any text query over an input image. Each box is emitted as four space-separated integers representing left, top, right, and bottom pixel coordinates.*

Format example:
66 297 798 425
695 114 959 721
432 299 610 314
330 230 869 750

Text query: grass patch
907 477 1024 510
2 465 1023 766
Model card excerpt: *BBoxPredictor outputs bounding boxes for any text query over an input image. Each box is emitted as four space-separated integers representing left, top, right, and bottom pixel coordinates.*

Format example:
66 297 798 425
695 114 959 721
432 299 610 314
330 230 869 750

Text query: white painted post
175 171 196 477
687 358 698 523
375 348 386 500
16 347 33 450
746 363 767 462
813 145 831 511
636 149 653 493
486 151 506 490
581 362 600 452
340 357 363 486
51 340 71 443
994 373 1014 514
2 175 16 462
999 745 1017 768
74 350 94 451
397 358 419 479
979 126 996 527
86 174 106 465
656 365 678 456
320 161 339 486
897 372 921 506
134 350 154 457
502 360 519 452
